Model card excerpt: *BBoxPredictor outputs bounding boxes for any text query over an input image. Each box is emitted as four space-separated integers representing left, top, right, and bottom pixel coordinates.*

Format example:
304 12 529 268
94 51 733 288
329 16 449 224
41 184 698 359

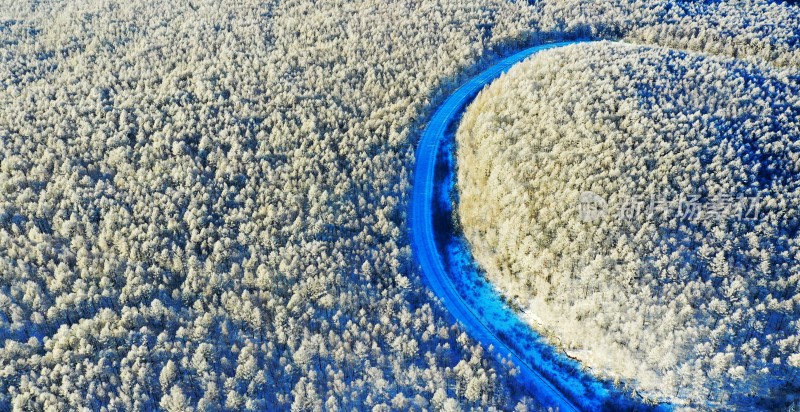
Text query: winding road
409 42 587 411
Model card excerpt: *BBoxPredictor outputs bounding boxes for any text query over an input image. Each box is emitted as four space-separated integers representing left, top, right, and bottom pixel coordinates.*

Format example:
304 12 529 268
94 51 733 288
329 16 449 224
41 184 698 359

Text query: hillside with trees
1 0 799 409
456 41 800 409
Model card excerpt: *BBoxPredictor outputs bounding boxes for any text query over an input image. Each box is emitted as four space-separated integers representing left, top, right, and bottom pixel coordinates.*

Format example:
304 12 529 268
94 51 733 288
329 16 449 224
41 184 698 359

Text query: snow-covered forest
1 0 799 410
456 42 800 408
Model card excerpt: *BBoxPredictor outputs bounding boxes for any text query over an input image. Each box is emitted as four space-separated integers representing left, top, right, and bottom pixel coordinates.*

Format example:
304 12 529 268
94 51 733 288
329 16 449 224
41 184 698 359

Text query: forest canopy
1 0 799 410
456 41 800 408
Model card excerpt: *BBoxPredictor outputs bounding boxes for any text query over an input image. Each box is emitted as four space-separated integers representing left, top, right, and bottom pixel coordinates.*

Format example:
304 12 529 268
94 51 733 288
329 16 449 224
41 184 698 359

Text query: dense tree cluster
0 0 547 410
628 0 800 68
1 0 799 409
538 0 800 68
456 42 800 409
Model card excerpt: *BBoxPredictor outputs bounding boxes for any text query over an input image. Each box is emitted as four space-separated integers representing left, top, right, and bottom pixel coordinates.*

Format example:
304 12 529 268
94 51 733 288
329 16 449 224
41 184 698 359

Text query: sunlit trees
1 0 799 409
0 0 547 409
457 41 800 408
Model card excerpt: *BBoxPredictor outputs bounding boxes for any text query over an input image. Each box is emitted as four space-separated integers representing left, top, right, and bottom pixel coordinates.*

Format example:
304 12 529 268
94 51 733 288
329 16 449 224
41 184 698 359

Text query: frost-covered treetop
457 41 800 408
1 0 800 409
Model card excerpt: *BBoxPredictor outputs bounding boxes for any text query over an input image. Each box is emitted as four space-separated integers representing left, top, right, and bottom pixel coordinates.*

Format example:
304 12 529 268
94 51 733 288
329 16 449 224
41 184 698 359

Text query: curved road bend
410 42 586 411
